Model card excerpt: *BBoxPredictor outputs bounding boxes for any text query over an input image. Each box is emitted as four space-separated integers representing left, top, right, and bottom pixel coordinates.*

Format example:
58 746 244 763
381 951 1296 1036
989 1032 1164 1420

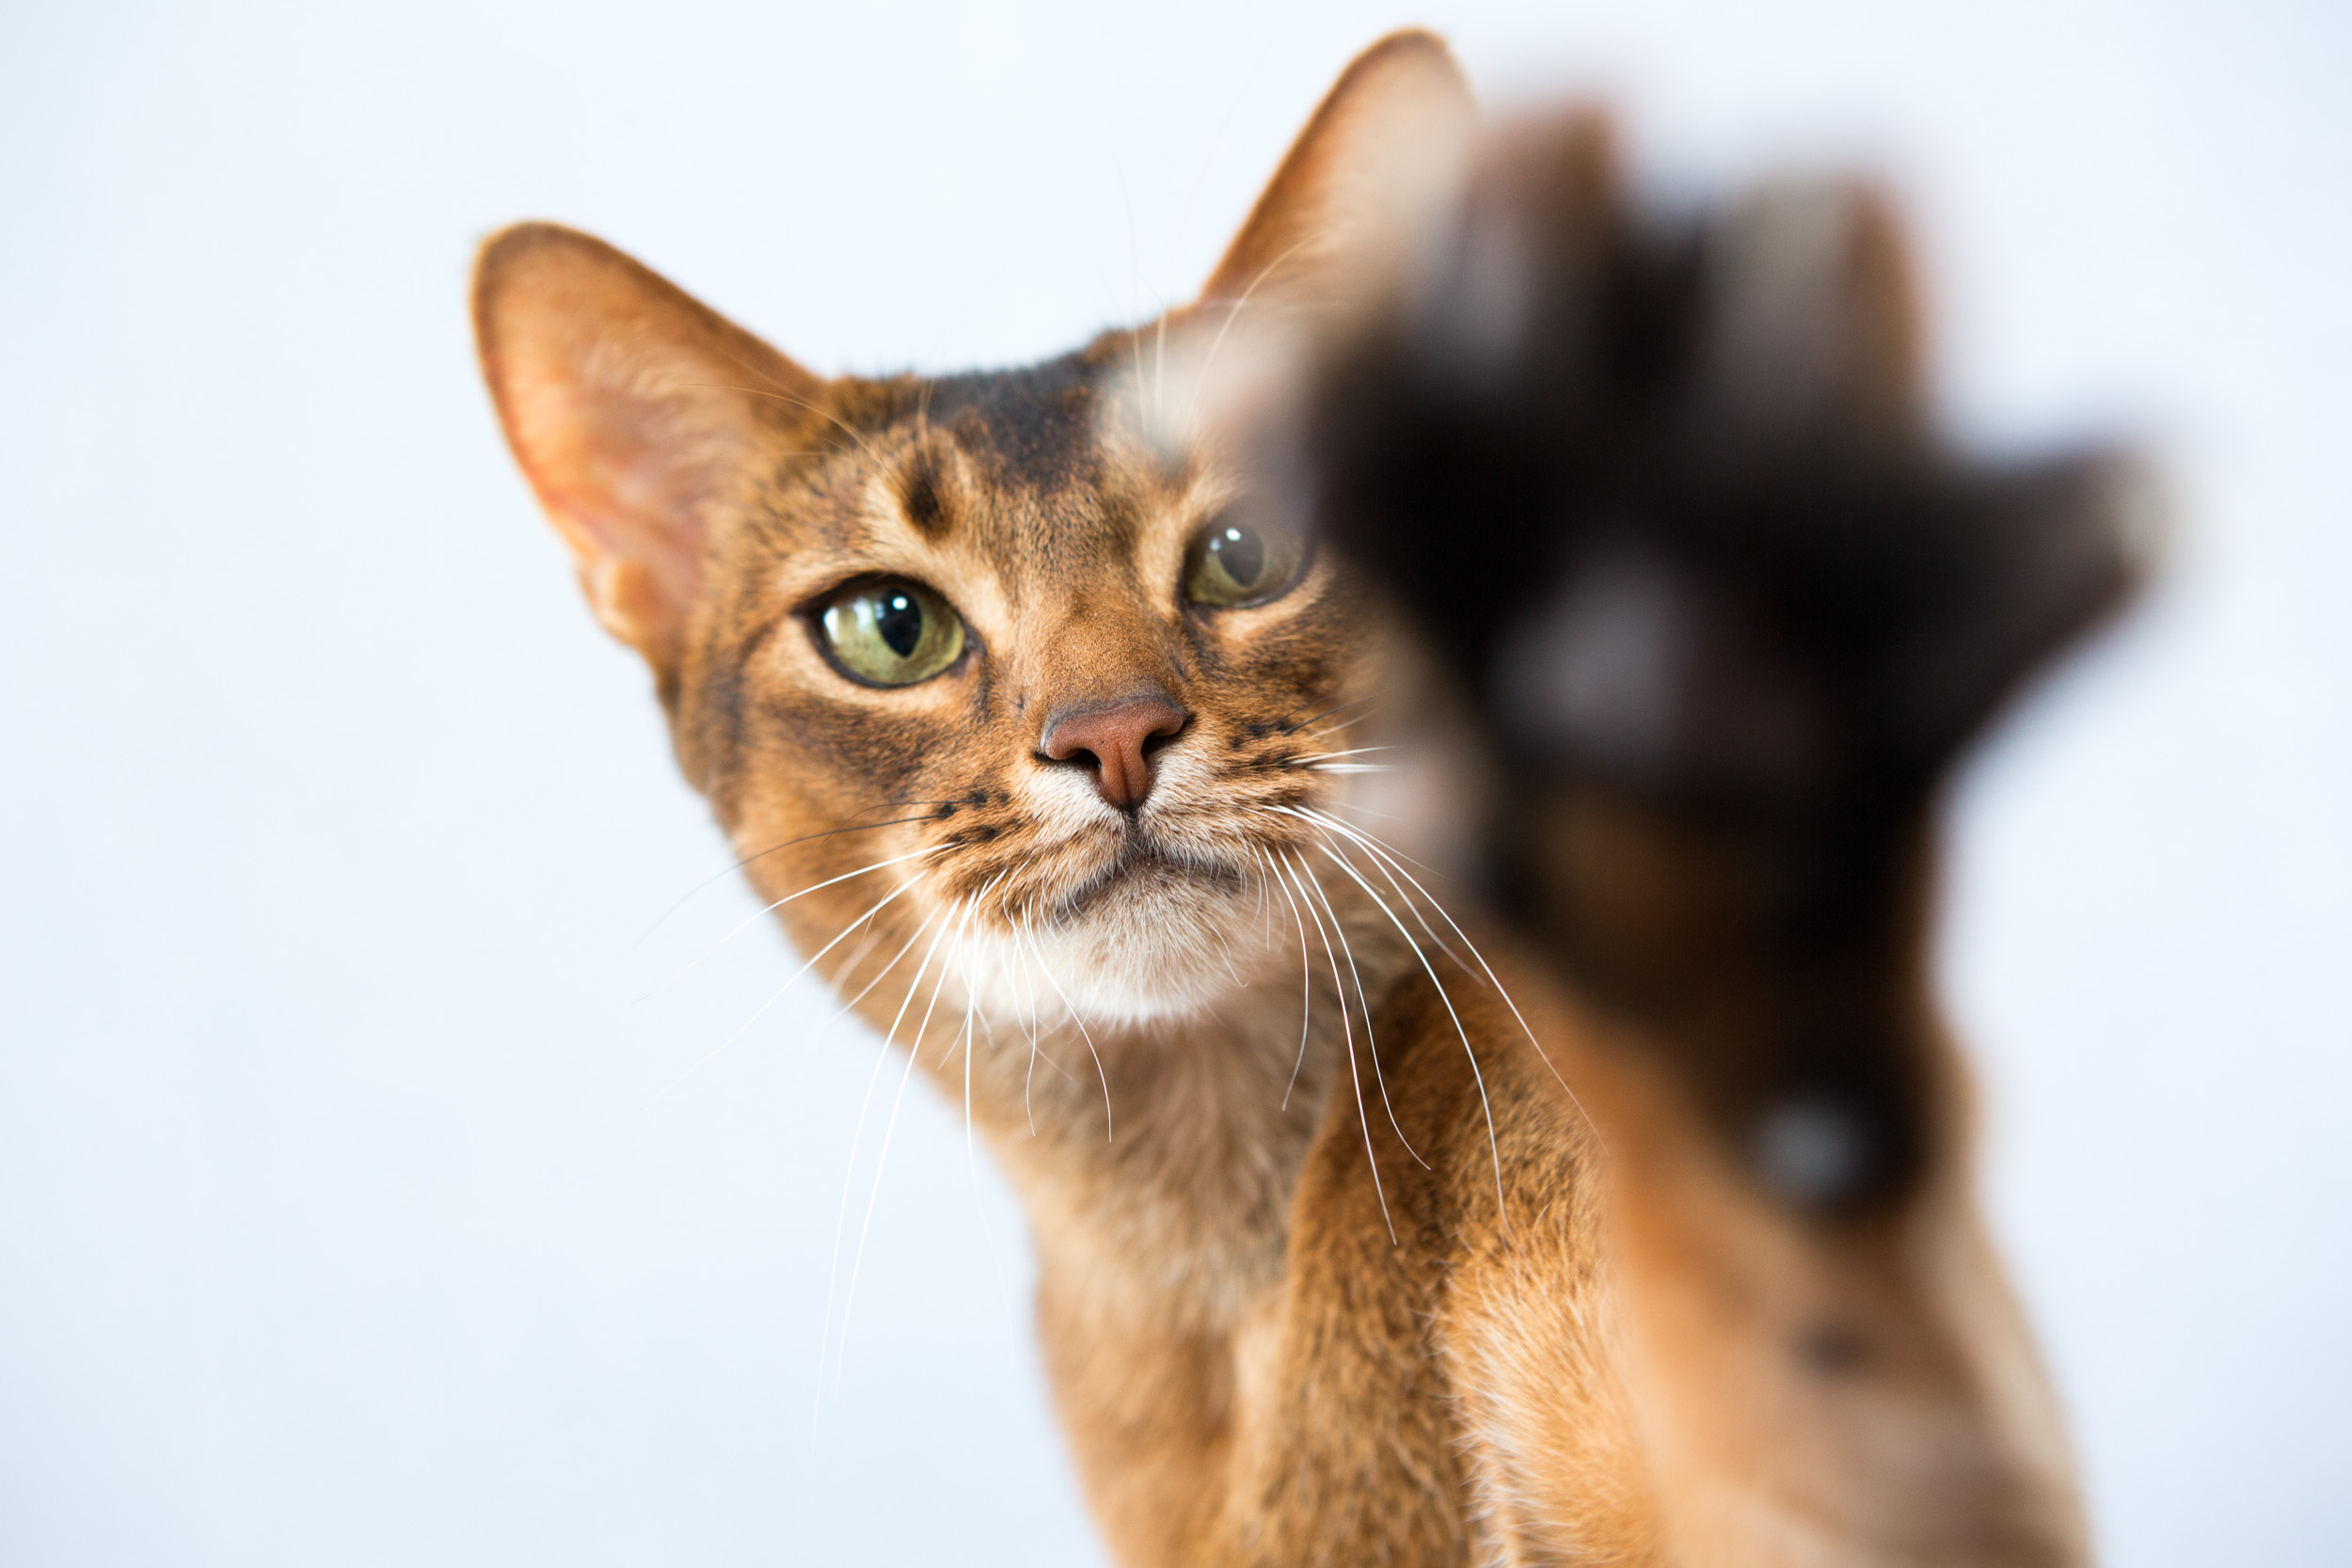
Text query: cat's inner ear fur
1199 29 1480 317
472 223 821 681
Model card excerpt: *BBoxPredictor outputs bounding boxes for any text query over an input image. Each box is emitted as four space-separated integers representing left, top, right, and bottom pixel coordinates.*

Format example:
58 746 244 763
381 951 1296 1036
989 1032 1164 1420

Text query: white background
2 2 2345 1563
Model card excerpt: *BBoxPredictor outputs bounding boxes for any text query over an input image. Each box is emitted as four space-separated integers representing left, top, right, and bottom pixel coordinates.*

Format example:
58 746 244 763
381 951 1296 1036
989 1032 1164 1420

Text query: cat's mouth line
1049 832 1248 922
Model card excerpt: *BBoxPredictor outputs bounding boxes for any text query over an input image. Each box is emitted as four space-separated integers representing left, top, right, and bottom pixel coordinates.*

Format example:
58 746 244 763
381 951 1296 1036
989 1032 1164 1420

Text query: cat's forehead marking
853 337 1206 590
895 444 950 540
915 350 1111 501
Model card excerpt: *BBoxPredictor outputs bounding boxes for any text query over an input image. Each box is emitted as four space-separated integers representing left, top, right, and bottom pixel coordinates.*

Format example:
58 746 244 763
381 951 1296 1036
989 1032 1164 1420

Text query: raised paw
1280 113 2155 1210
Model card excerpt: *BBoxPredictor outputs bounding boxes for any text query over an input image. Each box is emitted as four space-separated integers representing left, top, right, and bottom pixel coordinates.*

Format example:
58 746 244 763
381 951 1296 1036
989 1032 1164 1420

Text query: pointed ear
1200 30 1478 313
1703 182 1925 440
472 223 820 678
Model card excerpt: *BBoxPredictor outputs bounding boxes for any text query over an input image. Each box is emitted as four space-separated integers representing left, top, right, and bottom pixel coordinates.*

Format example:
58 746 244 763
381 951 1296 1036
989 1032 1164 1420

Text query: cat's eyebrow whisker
1105 157 1163 441
635 845 947 1004
910 254 1013 416
1107 159 1177 434
1296 854 1428 1170
1279 848 1396 1245
1183 233 1317 430
649 878 921 1102
1127 319 1148 431
1152 302 1170 432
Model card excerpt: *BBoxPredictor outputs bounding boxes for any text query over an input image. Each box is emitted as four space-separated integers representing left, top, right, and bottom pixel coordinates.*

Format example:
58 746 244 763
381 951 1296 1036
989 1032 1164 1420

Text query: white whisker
825 914 895 1006
835 895 980 1392
1023 924 1113 1143
1292 806 1596 1141
834 903 940 1017
637 845 945 1002
814 901 957 1429
1288 701 1379 743
1322 798 1412 824
1254 848 1276 950
1015 903 1045 1137
652 878 919 1101
1296 833 1507 1225
1256 845 1316 1108
1289 746 1399 764
1276 805 1463 968
630 814 929 949
1295 853 1427 1169
1278 847 1395 1245
1183 234 1316 429
960 879 1021 1366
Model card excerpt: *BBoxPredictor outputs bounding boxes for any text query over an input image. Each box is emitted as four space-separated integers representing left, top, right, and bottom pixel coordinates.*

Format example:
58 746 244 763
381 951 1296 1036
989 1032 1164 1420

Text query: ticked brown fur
475 32 2098 1567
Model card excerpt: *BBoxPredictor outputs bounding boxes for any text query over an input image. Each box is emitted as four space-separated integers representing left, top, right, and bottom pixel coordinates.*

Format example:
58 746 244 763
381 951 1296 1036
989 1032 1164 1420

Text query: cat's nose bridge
1023 594 1193 811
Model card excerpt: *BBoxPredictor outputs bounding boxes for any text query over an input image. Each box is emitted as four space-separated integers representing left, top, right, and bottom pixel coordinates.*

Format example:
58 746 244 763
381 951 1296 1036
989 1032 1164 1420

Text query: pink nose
1039 694 1188 810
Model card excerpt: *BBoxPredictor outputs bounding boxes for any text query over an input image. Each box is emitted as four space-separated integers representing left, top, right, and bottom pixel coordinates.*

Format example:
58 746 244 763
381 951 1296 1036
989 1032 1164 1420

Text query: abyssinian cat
473 31 2144 1566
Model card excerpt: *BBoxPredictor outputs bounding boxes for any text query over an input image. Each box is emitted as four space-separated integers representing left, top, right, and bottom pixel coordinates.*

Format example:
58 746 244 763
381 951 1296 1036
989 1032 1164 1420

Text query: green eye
817 579 966 687
1183 515 1307 608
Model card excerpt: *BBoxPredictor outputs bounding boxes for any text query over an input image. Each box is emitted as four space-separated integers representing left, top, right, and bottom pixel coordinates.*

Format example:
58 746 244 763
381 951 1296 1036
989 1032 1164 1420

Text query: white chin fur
954 865 1277 1027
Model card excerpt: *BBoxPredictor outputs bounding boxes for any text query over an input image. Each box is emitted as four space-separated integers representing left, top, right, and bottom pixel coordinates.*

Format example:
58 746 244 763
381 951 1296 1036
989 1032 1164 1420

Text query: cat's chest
991 992 1363 1317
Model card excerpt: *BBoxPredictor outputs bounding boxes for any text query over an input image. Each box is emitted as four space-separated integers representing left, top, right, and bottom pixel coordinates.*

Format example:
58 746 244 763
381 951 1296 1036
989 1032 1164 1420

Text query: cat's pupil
875 592 923 657
1211 525 1265 587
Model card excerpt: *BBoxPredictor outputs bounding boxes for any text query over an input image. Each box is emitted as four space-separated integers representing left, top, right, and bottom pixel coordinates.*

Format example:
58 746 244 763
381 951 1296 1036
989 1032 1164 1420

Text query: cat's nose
1039 692 1188 810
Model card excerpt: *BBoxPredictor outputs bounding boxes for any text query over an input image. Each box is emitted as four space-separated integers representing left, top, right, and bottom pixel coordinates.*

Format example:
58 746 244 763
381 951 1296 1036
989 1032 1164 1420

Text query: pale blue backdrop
2 2 2344 1563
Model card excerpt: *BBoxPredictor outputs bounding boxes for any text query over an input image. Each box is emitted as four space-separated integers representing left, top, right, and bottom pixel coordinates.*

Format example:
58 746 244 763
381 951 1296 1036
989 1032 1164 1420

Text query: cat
473 30 2142 1566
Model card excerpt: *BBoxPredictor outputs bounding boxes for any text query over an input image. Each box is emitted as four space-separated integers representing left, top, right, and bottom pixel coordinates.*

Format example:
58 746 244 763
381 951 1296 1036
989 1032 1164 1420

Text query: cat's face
676 349 1391 1022
473 33 1479 1030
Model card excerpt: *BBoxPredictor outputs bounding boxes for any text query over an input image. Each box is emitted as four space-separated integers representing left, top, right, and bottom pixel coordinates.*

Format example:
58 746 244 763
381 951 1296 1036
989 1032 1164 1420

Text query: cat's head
472 33 1476 1025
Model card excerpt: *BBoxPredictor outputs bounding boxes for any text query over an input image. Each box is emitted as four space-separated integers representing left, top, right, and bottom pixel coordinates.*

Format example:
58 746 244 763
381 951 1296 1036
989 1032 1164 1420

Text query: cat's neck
882 926 1405 1323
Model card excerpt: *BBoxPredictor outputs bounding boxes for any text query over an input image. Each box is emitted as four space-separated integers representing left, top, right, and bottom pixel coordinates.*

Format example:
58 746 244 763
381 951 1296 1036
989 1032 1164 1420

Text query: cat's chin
958 850 1277 1027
